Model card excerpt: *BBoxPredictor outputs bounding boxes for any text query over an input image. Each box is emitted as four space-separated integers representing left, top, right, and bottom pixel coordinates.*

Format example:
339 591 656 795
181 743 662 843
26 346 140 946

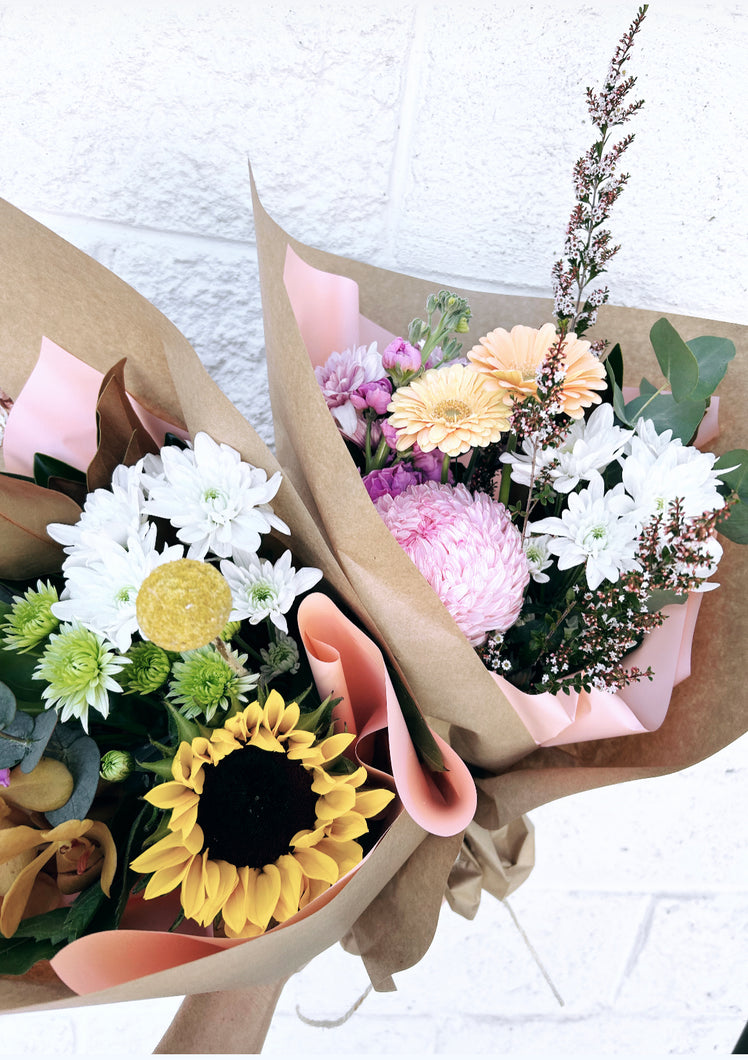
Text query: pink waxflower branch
552 4 648 339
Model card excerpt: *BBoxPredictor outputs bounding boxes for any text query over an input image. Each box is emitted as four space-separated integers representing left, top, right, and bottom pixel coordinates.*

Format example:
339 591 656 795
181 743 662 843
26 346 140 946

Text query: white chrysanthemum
523 534 554 584
142 432 289 560
530 472 641 590
47 461 148 560
51 524 184 652
622 421 726 525
220 549 322 633
502 404 632 493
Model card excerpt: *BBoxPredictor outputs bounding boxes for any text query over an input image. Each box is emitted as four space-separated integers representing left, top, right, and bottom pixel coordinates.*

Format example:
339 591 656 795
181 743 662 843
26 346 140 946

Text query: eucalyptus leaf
604 342 624 391
715 450 748 544
0 682 16 729
625 382 706 444
43 723 100 825
650 317 699 402
687 335 736 402
19 709 58 773
608 368 632 426
0 711 34 769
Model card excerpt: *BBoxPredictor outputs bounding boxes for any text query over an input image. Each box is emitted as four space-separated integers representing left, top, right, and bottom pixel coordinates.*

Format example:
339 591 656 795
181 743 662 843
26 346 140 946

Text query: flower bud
382 338 422 374
100 749 135 782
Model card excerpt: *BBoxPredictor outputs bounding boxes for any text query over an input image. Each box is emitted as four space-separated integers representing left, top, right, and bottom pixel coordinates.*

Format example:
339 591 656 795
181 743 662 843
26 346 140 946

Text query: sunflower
130 690 395 938
387 363 511 458
467 322 607 419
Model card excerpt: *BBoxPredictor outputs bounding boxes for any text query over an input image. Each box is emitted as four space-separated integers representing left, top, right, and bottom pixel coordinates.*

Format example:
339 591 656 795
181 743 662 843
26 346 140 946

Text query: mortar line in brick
383 0 431 259
25 209 255 258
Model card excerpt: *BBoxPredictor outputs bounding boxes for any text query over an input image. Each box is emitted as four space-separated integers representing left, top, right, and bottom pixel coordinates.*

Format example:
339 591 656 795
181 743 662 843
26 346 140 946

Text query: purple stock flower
0 769 9 789
382 338 422 374
350 378 393 416
363 464 426 503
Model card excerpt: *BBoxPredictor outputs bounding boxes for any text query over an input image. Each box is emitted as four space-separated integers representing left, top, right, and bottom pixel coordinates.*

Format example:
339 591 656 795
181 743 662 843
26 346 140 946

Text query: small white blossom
48 461 148 559
220 549 322 633
523 535 554 583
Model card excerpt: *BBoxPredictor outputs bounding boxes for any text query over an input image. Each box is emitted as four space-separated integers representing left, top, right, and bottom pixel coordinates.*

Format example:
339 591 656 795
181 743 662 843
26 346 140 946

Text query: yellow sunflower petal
324 812 369 842
291 847 339 885
142 857 193 901
355 788 396 819
314 838 364 876
168 796 200 837
222 866 251 936
315 733 355 764
145 782 193 811
254 864 282 931
273 854 303 923
131 832 196 874
316 786 356 820
180 852 208 923
288 825 327 850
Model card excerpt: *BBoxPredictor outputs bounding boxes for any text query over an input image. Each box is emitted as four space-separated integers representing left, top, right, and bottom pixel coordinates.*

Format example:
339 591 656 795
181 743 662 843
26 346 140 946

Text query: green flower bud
100 749 135 782
122 642 172 694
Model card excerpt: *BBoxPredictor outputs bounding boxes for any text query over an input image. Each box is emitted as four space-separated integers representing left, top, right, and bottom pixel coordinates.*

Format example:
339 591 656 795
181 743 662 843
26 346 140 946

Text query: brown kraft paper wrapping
251 171 748 833
0 196 484 1021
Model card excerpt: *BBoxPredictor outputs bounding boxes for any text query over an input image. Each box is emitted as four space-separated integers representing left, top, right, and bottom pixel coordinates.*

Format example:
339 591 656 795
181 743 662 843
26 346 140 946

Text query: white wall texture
0 0 746 1055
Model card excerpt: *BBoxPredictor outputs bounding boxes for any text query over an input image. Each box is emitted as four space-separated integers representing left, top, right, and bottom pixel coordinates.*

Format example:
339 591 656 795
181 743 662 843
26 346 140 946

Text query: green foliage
714 450 748 544
43 722 101 825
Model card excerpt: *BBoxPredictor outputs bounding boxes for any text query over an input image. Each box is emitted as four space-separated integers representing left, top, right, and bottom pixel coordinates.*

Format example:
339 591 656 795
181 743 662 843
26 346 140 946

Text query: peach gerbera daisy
467 322 607 419
130 690 394 937
387 363 511 458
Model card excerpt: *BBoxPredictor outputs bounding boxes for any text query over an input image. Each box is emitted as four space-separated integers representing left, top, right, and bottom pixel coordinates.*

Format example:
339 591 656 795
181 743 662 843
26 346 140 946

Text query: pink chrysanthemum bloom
314 343 387 439
375 482 529 646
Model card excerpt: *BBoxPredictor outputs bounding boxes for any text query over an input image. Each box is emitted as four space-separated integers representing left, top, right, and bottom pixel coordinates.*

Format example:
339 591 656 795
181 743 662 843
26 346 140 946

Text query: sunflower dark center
196 744 318 868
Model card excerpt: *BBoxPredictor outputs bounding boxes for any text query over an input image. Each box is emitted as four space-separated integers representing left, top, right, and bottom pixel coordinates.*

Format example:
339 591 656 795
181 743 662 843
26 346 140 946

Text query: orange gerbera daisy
467 322 607 419
130 690 394 938
387 363 511 458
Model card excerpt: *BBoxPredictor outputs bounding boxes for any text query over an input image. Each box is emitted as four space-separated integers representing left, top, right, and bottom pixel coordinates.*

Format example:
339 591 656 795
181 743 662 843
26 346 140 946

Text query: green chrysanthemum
2 580 60 652
121 642 173 695
34 622 126 731
260 631 300 683
167 645 258 724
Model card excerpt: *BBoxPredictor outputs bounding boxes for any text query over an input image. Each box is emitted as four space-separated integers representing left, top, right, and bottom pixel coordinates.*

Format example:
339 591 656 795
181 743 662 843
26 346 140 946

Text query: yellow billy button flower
130 690 395 938
136 559 233 652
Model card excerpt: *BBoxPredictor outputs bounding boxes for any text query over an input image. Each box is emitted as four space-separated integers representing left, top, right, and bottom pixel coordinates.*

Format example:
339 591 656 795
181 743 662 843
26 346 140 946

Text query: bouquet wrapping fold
251 173 748 836
0 197 501 1017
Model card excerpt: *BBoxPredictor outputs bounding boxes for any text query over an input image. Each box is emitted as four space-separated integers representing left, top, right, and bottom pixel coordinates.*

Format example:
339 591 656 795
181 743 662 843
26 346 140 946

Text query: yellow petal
288 825 326 850
222 866 251 935
273 854 303 923
4 758 74 813
142 858 193 901
291 847 339 885
355 788 396 819
325 812 369 842
180 852 207 922
315 838 363 876
131 832 194 874
253 864 281 931
316 786 356 820
316 733 355 763
0 825 49 863
145 782 193 810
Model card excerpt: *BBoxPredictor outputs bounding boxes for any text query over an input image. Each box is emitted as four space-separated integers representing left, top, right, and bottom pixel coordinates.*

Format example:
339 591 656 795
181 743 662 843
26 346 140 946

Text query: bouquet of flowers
253 4 748 844
0 199 480 1020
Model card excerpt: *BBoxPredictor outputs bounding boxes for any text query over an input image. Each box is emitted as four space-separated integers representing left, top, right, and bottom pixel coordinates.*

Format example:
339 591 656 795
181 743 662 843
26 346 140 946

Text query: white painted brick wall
0 0 746 1053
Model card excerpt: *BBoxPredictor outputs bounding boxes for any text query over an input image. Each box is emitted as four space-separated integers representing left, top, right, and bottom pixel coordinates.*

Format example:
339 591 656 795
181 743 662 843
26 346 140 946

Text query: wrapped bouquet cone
251 171 748 840
0 196 496 1042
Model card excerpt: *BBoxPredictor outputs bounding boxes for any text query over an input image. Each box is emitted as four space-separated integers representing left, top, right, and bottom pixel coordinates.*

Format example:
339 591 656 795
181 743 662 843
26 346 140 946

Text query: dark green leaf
10 907 72 945
0 646 44 700
604 342 624 391
687 335 736 402
388 668 445 773
43 723 100 825
63 883 107 940
650 317 699 402
0 936 61 975
32 452 87 492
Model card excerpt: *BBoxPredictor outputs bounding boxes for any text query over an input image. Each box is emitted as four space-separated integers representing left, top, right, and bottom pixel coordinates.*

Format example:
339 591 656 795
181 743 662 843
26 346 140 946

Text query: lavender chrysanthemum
314 343 386 439
375 482 530 646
